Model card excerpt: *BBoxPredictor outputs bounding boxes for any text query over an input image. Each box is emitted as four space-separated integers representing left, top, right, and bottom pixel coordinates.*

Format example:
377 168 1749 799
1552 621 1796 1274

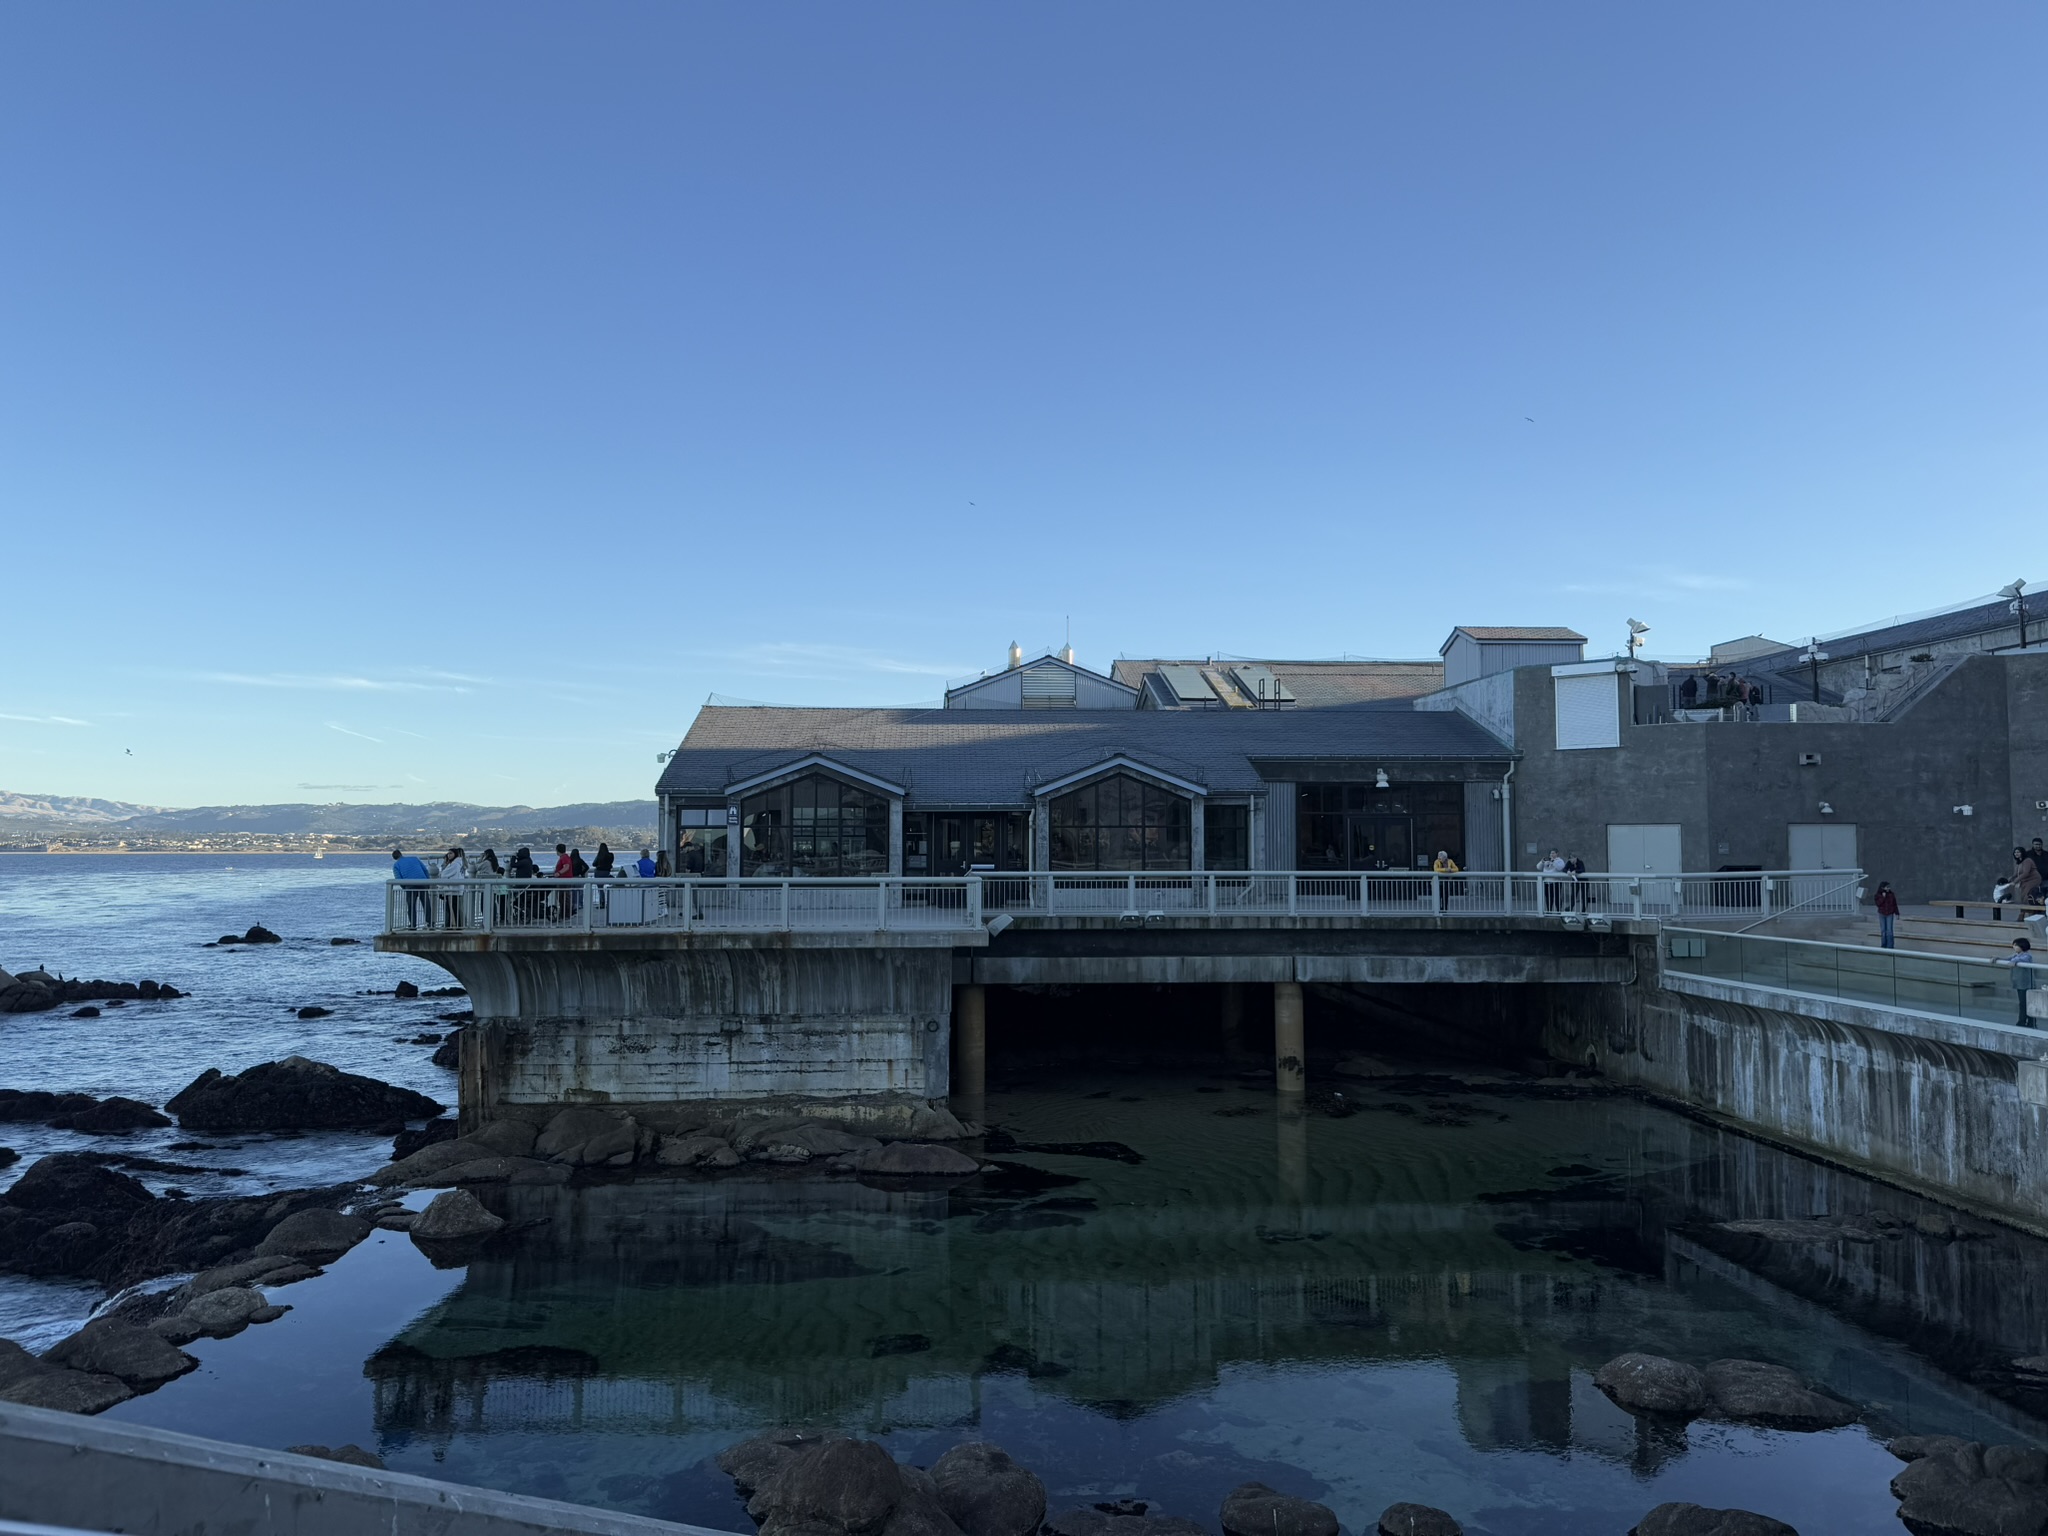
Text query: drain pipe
1500 760 1516 877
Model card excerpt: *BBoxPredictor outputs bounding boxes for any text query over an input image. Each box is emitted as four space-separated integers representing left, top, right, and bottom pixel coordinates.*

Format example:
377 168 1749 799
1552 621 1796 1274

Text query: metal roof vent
1058 643 1075 665
1021 665 1078 708
1007 642 1023 671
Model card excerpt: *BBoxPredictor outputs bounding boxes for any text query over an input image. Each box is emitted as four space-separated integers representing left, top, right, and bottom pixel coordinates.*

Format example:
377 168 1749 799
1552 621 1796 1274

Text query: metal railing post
1207 873 1218 916
1287 873 1298 916
1631 881 1644 920
1127 873 1137 914
879 879 889 931
968 876 982 927
780 881 791 929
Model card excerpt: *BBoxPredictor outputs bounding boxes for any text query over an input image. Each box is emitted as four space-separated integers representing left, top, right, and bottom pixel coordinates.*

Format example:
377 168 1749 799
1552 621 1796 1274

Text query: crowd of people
388 842 670 929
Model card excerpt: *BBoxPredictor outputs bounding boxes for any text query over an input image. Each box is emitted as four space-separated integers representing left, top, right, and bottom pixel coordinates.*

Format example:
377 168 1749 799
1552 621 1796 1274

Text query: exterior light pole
1802 641 1829 703
2002 578 2028 650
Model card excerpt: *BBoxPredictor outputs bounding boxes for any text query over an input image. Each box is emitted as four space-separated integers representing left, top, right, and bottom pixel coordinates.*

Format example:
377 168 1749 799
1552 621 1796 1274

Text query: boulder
1892 1435 1974 1463
431 1033 463 1069
1890 1441 2048 1536
751 1124 883 1163
242 925 282 944
659 1134 743 1169
1377 1507 1463 1536
852 1144 980 1178
157 1285 273 1340
410 1189 505 1243
181 1253 313 1301
288 1443 386 1468
535 1107 643 1167
1220 1483 1338 1536
1702 1359 1858 1431
254 1208 371 1263
0 1340 132 1414
2 1152 155 1217
408 1155 571 1188
930 1442 1046 1536
42 1317 195 1387
392 1118 459 1161
1629 1506 1800 1536
72 1006 99 1019
297 1006 332 1020
394 981 420 998
47 1097 172 1133
908 1105 972 1140
0 1148 15 1169
748 1437 910 1536
167 1057 443 1132
1594 1353 1707 1416
469 1119 540 1156
717 1428 847 1495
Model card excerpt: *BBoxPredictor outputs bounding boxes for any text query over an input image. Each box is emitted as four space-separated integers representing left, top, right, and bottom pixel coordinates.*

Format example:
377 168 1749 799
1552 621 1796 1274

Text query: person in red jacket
1874 880 1900 949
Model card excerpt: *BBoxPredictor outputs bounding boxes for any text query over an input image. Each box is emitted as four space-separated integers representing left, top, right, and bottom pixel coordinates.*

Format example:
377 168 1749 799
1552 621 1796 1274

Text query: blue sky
2 4 2042 807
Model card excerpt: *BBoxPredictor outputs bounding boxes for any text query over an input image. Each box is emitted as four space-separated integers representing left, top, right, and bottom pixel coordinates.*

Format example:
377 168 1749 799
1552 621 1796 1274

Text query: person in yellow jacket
1432 850 1460 910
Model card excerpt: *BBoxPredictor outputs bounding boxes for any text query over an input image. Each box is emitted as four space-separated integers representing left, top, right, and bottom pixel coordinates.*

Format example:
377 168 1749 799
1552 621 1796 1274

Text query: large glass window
740 776 890 877
1204 804 1250 870
673 807 729 875
1296 783 1463 871
904 813 1027 874
1048 774 1191 871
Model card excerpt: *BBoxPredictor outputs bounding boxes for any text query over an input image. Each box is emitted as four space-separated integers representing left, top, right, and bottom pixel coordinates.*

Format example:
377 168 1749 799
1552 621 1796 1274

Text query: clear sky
3 4 2042 808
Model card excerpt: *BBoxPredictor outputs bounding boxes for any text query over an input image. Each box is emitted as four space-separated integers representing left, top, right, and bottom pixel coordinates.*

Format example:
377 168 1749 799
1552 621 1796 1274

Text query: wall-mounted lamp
1955 805 1975 817
1374 768 1390 790
1818 802 1835 815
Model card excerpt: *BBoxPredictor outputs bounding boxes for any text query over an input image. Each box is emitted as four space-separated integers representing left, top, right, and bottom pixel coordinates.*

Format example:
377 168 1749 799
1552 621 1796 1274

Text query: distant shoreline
0 847 397 857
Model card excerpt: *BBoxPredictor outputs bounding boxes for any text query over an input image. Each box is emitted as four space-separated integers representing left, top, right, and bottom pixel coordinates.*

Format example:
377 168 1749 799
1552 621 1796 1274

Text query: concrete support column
1273 980 1304 1095
955 984 987 1100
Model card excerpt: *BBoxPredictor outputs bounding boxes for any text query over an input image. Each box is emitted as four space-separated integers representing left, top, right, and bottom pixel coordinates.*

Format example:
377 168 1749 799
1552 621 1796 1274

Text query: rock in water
748 1437 911 1536
48 1097 172 1133
1220 1483 1338 1536
392 1118 458 1161
255 1208 371 1263
394 981 420 999
658 1134 742 1169
154 1285 278 1341
2 1153 154 1218
930 1443 1046 1536
852 1144 980 1177
1377 1505 1463 1536
1594 1353 1708 1416
1702 1359 1858 1431
166 1057 443 1132
534 1107 645 1167
288 1443 386 1468
42 1318 196 1387
410 1189 505 1242
296 1006 332 1020
1629 1505 1800 1536
718 1429 847 1495
430 1032 463 1069
0 1339 133 1414
242 925 282 944
1889 1441 2048 1536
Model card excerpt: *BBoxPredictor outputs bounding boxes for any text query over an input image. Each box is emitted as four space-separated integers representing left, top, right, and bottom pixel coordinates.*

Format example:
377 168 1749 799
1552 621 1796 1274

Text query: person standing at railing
391 847 432 929
1874 881 1900 949
1432 850 1460 911
636 847 658 877
592 843 615 913
437 847 467 929
1564 852 1588 911
476 849 505 927
654 848 672 877
1998 937 2038 1027
510 845 538 923
1537 849 1566 911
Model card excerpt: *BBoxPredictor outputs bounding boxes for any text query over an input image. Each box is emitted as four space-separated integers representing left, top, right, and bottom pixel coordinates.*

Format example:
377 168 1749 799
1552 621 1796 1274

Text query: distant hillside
0 790 657 843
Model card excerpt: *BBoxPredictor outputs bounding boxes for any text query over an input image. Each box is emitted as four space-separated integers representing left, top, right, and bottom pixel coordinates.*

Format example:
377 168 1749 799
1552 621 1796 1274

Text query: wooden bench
1930 899 2047 922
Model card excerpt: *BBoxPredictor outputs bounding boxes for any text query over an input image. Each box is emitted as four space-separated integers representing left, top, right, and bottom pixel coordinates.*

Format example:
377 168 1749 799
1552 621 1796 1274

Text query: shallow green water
105 1068 2048 1535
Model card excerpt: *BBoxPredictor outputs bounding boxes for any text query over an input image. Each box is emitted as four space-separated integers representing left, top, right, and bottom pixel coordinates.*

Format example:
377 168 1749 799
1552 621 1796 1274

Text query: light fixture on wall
1627 618 1650 657
2001 578 2028 649
1956 805 1975 816
1818 802 1835 816
1374 768 1390 790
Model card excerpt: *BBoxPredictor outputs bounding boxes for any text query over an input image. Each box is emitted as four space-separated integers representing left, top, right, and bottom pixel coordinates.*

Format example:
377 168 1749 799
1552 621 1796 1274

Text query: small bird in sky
124 748 133 755
1525 417 1535 423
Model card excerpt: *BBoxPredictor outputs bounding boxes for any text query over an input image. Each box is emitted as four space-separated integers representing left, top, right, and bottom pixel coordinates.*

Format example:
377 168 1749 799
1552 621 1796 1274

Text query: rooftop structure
1107 657 1445 709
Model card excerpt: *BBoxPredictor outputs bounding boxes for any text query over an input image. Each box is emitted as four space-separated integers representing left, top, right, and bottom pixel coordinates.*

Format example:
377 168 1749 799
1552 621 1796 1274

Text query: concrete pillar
1276 1101 1308 1209
1220 982 1246 1059
955 984 987 1100
1273 980 1304 1095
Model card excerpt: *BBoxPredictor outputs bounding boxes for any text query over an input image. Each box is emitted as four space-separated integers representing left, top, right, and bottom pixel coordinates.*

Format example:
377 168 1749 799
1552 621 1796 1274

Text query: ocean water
7 855 2048 1535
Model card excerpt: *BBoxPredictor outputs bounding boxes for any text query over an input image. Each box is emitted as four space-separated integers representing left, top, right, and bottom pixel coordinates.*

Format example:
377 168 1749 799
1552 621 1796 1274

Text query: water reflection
337 1076 2048 1534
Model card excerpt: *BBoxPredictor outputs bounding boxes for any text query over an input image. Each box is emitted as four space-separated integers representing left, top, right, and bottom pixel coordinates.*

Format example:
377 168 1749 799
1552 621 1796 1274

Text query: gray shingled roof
1107 658 1445 707
659 704 1511 806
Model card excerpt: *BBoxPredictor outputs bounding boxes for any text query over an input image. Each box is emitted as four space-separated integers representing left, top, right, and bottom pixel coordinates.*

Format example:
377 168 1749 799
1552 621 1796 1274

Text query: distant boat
313 850 325 860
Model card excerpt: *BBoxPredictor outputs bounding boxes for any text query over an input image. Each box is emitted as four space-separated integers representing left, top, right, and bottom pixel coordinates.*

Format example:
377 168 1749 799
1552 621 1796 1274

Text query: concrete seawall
1332 936 2048 1233
0 1400 736 1536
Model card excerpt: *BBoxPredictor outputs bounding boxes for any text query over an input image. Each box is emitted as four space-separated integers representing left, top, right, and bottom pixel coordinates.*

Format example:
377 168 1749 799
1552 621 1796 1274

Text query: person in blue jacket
391 847 433 929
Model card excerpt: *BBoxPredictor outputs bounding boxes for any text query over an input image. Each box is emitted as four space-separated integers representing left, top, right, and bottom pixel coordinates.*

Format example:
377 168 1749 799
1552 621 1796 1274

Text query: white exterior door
1608 823 1683 912
1787 824 1858 871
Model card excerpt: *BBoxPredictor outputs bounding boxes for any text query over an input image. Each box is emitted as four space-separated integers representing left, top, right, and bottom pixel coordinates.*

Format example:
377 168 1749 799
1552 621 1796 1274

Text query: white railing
978 869 1861 922
386 869 1860 936
384 877 983 936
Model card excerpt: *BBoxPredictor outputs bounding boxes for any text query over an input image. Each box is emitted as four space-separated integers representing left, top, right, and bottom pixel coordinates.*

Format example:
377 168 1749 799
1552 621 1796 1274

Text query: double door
1348 815 1413 872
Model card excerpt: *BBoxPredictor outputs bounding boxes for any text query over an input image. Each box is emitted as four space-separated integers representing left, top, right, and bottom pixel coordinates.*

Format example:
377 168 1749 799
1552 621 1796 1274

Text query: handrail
1737 870 1862 933
1663 924 2026 1030
381 870 1863 936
